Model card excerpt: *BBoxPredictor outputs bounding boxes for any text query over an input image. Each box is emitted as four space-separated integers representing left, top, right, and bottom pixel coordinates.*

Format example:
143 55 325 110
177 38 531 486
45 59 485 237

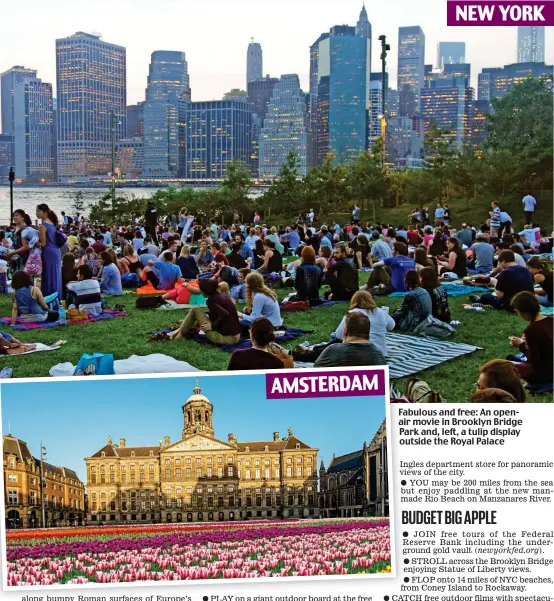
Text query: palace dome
183 379 211 406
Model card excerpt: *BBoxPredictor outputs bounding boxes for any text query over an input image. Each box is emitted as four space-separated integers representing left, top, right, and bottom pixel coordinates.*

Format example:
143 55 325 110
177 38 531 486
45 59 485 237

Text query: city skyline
0 374 387 484
0 0 552 134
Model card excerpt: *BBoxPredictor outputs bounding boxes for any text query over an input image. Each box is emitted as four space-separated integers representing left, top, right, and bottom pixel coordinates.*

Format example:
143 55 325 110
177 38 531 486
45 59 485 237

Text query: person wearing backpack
36 204 62 299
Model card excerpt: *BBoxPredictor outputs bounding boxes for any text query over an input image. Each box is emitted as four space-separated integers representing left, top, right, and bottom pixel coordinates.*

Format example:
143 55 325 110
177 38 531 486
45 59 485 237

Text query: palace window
165 469 171 479
8 459 14 469
110 474 115 483
121 474 126 484
207 457 212 464
298 494 304 505
177 498 182 507
8 475 17 482
297 457 302 463
176 468 181 478
208 496 214 506
265 459 270 466
265 469 270 479
245 447 250 453
276 468 280 478
101 452 106 457
149 464 154 471
130 474 136 483
245 470 251 479
196 468 202 478
110 464 115 471
120 465 126 471
30 491 36 505
255 469 261 479
150 451 154 457
176 487 182 494
186 468 192 478
265 446 269 452
217 457 222 464
297 467 303 477
197 487 202 493
131 452 135 457
227 466 233 477
196 458 201 464
227 456 233 463
307 468 312 477
217 467 223 477
296 444 300 449
7 489 18 504
186 457 191 464
287 468 292 477
255 460 261 467
207 467 212 478
287 458 292 464
307 457 313 463
245 460 250 467
288 495 293 506
165 459 171 465
175 458 181 465
30 478 36 485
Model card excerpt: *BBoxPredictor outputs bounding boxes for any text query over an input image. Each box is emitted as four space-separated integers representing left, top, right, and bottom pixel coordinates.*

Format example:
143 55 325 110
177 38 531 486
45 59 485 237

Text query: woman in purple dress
36 204 62 299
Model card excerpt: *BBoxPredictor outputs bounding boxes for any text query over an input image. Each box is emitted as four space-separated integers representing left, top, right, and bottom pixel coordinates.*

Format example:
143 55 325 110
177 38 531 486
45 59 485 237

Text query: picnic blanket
0 343 60 356
540 306 554 316
191 327 309 352
49 353 199 377
526 381 554 395
0 309 126 331
157 299 207 311
388 284 487 298
294 332 482 379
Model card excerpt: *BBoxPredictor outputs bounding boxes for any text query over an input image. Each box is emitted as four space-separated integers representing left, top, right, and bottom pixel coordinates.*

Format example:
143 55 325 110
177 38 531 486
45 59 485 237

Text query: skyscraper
486 61 553 99
12 75 54 178
143 51 190 178
247 38 263 86
180 100 252 179
1 66 37 135
259 74 309 177
56 32 126 182
437 42 465 70
420 79 474 150
127 103 144 138
517 27 545 63
397 26 425 118
368 73 383 151
310 25 371 165
248 76 279 122
0 134 14 177
477 70 493 101
356 3 372 40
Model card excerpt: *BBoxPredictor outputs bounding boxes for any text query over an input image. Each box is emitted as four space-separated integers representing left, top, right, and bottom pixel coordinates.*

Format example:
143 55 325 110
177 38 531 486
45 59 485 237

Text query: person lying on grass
0 332 36 355
11 271 59 326
166 278 240 345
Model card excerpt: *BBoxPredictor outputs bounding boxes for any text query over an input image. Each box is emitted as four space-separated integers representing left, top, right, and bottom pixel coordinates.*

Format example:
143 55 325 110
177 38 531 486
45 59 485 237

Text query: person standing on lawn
522 192 537 225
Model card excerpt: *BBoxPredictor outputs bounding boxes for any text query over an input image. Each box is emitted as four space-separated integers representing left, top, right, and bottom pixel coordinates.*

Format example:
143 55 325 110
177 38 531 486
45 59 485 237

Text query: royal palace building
85 381 319 523
3 434 86 528
319 420 388 518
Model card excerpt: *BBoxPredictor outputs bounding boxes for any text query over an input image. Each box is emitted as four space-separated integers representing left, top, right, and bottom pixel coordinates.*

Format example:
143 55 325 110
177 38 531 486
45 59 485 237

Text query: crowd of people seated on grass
0 194 551 397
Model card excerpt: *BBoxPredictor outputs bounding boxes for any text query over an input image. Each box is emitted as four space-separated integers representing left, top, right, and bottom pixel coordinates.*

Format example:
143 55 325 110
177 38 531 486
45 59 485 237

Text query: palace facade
319 420 388 518
3 434 86 528
85 381 319 523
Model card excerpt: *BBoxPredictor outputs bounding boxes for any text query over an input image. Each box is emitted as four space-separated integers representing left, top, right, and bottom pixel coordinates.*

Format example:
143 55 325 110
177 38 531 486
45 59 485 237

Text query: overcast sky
0 0 552 111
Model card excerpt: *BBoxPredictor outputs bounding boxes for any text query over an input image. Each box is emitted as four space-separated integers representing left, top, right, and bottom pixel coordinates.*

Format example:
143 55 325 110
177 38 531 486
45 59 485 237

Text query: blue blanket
389 284 488 298
194 327 308 352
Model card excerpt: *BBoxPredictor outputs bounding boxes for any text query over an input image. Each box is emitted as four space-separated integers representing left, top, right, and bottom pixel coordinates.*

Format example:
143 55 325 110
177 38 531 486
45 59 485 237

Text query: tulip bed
6 518 391 585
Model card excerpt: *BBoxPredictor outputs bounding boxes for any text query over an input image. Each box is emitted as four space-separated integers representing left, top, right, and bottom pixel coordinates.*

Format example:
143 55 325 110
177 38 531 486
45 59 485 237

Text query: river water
0 186 160 226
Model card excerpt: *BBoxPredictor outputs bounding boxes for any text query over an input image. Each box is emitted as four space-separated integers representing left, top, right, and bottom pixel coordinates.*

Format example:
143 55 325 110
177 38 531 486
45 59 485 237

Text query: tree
261 153 304 219
486 77 553 194
220 160 253 222
346 145 387 222
304 154 349 218
480 149 522 198
424 125 456 202
447 148 485 209
72 190 86 217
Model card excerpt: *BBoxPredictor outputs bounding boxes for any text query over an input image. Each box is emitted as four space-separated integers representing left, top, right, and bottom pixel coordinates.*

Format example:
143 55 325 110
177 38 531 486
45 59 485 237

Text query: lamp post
378 35 390 167
110 111 121 219
8 167 15 222
40 442 47 528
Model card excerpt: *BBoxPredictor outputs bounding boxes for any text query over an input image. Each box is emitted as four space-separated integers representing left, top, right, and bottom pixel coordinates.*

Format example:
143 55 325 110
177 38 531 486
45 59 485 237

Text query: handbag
67 308 89 321
74 352 115 376
24 253 43 277
54 229 67 248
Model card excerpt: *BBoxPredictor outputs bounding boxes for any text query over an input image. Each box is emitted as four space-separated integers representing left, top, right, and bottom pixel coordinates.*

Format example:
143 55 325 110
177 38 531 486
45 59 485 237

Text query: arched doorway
229 511 235 521
197 512 203 521
77 515 83 526
166 513 172 523
176 513 182 522
208 512 214 521
7 510 20 529
218 512 224 521
187 512 193 522
29 510 37 528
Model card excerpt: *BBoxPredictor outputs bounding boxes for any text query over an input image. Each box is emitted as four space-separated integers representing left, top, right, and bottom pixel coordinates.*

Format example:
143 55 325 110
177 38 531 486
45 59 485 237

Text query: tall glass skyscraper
1 66 37 135
259 74 308 177
437 42 465 70
397 26 425 118
368 73 383 151
180 100 252 179
247 39 263 87
13 76 54 178
143 51 191 178
56 32 126 182
310 25 371 165
518 27 545 63
0 134 14 177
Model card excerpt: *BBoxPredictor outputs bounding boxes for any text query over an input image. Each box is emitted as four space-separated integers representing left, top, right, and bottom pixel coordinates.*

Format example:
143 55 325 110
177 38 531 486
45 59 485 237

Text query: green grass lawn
0 273 551 403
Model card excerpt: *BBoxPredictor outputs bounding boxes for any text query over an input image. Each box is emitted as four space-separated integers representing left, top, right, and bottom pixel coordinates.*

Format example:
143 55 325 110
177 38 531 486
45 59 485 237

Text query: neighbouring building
443 63 471 86
0 134 14 177
486 62 553 99
517 26 545 64
116 137 144 179
471 99 491 153
437 41 465 70
310 22 371 165
84 381 319 524
126 102 144 138
420 78 475 150
180 100 252 179
247 38 263 87
368 73 384 151
3 434 86 529
397 26 425 118
56 32 126 182
259 74 308 177
143 50 191 178
477 70 493 101
386 117 413 161
1 67 54 180
224 89 248 102
319 421 388 518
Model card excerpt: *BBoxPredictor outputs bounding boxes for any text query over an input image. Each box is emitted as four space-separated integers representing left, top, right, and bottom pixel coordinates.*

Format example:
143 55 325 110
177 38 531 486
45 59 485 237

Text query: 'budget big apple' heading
447 1 554 25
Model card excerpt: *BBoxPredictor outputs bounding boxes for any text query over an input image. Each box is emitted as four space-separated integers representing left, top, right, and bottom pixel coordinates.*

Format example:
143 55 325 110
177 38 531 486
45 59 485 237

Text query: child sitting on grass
11 271 59 325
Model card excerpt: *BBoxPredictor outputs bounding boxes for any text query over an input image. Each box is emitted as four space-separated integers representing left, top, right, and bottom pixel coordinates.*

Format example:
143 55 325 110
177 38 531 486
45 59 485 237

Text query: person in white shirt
66 264 103 317
522 193 536 224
